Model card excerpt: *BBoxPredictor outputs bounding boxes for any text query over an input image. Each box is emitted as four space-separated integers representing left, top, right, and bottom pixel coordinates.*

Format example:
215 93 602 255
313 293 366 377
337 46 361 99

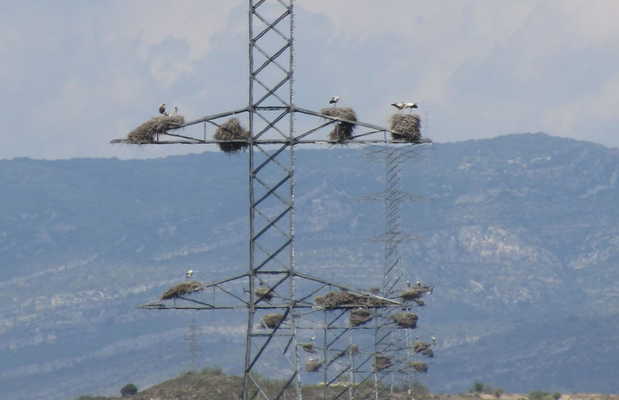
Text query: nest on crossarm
301 343 317 354
255 287 273 301
320 107 357 143
214 118 250 153
400 287 430 302
390 113 421 142
409 361 428 373
305 359 323 372
374 354 392 371
414 341 434 358
160 280 203 300
350 308 373 327
124 115 185 144
261 313 285 329
315 290 389 309
391 312 418 328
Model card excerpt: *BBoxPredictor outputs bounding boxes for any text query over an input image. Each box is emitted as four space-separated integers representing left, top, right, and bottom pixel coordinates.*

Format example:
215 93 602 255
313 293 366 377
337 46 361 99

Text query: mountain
1 133 619 400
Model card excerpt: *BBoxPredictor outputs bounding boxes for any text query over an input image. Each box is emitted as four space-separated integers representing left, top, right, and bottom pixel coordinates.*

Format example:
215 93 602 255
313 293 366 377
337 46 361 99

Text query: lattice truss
114 2 432 400
363 146 437 400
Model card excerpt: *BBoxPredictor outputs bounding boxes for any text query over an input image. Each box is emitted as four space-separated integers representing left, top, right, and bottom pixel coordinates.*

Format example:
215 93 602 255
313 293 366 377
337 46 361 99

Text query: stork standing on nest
391 102 418 111
329 96 340 107
159 103 168 116
186 269 194 279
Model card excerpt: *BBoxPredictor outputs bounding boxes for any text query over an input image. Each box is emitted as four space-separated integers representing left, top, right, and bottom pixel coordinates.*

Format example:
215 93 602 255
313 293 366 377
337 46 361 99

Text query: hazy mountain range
1 133 619 400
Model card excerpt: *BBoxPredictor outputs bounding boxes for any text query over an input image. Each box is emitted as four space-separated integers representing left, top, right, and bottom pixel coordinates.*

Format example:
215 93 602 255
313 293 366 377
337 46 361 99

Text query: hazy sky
2 0 618 159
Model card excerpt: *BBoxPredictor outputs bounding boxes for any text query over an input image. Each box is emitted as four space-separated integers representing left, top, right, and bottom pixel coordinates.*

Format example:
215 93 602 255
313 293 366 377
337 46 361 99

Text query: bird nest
390 113 421 142
160 280 203 300
255 287 273 301
320 107 357 143
374 354 393 371
414 342 434 358
350 308 373 327
409 361 428 373
301 343 317 354
333 344 360 362
124 115 185 144
261 313 285 329
391 312 418 329
315 291 389 309
305 359 323 372
214 118 250 153
400 287 429 301
414 341 431 354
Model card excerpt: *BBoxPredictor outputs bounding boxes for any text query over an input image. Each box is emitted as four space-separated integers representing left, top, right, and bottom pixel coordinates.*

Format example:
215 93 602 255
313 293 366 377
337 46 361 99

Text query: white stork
329 96 340 106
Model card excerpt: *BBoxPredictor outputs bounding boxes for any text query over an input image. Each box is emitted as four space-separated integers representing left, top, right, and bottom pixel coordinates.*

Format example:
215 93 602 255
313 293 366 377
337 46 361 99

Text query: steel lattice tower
114 2 431 400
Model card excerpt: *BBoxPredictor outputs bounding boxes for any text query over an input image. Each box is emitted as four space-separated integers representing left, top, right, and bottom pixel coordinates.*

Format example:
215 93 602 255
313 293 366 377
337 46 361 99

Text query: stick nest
255 287 273 301
261 313 285 329
392 312 418 328
409 361 428 373
414 342 434 358
321 107 357 143
214 118 250 153
305 359 323 372
400 287 430 301
126 115 185 144
374 354 393 371
390 113 421 142
315 291 389 309
301 343 317 354
160 280 203 300
350 308 373 327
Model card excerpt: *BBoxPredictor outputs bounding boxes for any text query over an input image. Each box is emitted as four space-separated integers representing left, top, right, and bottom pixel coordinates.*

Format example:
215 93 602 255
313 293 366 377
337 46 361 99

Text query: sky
1 0 619 160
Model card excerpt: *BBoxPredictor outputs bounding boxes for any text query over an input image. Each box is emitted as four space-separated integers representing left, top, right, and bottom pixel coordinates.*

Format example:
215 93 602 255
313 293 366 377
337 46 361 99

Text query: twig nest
305 359 323 372
261 313 285 329
414 341 431 354
320 107 357 143
414 342 434 357
255 287 273 301
160 280 203 300
391 312 418 328
409 361 428 373
422 348 434 358
374 354 392 371
301 343 317 354
126 115 185 144
350 308 373 327
214 118 250 153
400 287 429 301
315 291 389 309
390 113 421 142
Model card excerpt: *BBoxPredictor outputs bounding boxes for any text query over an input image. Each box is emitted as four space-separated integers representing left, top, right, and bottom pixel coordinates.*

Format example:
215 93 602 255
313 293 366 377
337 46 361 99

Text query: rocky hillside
1 133 619 399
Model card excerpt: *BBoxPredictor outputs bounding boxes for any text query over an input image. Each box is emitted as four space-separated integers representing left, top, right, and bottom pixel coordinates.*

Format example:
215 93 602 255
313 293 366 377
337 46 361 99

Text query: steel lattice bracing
244 2 302 400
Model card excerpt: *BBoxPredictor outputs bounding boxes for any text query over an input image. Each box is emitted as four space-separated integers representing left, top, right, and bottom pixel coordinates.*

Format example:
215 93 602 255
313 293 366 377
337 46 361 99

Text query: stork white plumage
185 269 194 279
159 103 168 116
431 336 437 344
415 279 422 287
328 96 340 106
172 106 179 116
404 102 418 110
391 102 406 110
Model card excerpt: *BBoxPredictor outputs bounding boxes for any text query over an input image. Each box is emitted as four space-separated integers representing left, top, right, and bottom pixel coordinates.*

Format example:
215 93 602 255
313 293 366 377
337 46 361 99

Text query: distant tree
553 393 561 400
494 388 505 398
528 391 551 400
471 381 485 393
120 383 138 397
